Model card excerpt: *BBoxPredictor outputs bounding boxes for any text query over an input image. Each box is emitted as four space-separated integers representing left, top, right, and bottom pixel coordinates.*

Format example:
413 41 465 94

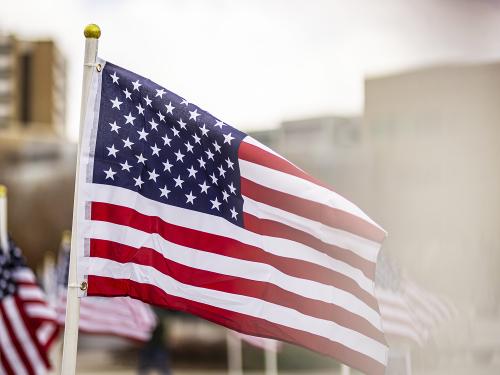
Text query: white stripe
78 318 151 341
88 219 382 330
3 297 46 375
87 184 374 296
25 303 57 320
243 195 380 262
36 322 57 346
0 301 29 375
239 158 383 230
17 285 45 301
13 268 36 283
81 257 387 364
0 362 7 375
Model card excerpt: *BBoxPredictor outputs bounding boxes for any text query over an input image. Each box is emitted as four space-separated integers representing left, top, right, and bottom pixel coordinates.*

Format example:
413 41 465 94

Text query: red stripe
0 298 35 375
90 238 385 344
91 201 379 311
241 177 385 243
0 344 14 375
243 212 376 280
87 275 386 375
239 140 330 189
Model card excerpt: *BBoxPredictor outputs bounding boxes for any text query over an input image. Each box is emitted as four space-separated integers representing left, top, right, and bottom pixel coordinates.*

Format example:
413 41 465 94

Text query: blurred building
363 63 500 309
0 33 74 265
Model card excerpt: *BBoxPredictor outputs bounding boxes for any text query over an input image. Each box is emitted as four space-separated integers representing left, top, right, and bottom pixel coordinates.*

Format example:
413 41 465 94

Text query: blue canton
0 240 26 299
93 62 246 226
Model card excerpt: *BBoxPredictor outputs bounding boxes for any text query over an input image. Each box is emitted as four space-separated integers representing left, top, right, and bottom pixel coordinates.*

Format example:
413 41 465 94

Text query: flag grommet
80 281 88 291
96 64 102 72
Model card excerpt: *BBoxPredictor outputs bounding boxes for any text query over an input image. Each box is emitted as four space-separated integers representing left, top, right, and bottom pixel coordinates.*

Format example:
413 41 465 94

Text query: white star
163 160 173 172
123 88 132 100
162 134 172 146
123 137 134 149
148 169 159 182
210 197 221 211
187 165 197 178
149 119 159 131
150 143 161 156
133 175 144 188
132 80 142 91
144 95 152 107
192 133 201 144
230 207 238 220
214 120 225 128
109 121 120 133
159 185 171 198
226 157 234 170
199 181 210 194
180 98 189 106
222 190 230 202
223 132 235 145
200 124 209 137
205 149 215 160
213 141 221 153
174 175 184 188
110 97 122 110
104 167 116 180
197 157 206 169
218 165 226 178
120 160 132 172
158 185 170 198
172 127 180 137
189 109 200 121
155 89 166 98
228 182 236 194
136 104 145 115
137 128 149 141
106 144 119 157
165 101 175 114
210 173 218 185
177 119 187 129
157 111 165 122
174 150 185 162
110 72 119 84
124 112 136 125
185 141 194 153
185 191 196 204
136 153 147 164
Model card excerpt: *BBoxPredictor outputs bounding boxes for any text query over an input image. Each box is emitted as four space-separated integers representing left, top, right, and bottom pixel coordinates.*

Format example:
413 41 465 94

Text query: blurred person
138 315 171 375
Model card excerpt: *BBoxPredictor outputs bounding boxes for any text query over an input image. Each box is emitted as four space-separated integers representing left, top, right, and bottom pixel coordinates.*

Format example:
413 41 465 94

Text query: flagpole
340 364 351 375
61 24 100 374
226 330 243 375
0 185 8 254
264 342 278 375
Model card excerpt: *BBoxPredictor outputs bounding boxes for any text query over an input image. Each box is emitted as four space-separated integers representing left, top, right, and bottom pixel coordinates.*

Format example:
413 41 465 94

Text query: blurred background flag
375 252 457 346
56 232 156 342
0 239 58 375
72 59 388 375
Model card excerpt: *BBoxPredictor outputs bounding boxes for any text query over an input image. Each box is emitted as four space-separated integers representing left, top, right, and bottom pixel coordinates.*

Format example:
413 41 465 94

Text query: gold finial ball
84 24 101 39
0 185 6 198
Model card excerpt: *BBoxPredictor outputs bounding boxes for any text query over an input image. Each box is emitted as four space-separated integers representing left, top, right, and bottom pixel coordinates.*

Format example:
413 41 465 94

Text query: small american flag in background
75 59 388 374
56 237 156 342
0 240 58 375
375 253 457 346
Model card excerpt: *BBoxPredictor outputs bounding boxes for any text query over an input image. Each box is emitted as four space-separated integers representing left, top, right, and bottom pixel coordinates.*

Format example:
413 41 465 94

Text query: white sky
2 0 500 140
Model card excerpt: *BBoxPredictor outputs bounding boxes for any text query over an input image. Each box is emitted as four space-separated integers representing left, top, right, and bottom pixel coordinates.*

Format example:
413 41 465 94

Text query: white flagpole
340 364 351 375
226 330 243 375
264 341 278 375
0 185 8 254
61 24 100 374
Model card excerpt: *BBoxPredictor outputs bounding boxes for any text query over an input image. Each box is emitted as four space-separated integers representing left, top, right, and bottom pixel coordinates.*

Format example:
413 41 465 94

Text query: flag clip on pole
0 185 8 255
61 23 100 375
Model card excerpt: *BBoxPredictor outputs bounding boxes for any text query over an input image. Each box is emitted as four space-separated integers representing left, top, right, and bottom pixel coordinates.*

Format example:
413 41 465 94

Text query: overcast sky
2 0 500 140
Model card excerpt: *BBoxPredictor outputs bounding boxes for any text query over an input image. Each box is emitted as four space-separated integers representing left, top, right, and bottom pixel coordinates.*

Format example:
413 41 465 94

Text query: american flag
74 59 388 374
0 240 58 375
375 253 456 346
56 236 156 342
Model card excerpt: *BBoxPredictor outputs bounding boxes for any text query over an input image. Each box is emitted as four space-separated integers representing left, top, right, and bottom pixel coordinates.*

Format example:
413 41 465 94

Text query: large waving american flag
0 240 58 375
74 59 388 374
